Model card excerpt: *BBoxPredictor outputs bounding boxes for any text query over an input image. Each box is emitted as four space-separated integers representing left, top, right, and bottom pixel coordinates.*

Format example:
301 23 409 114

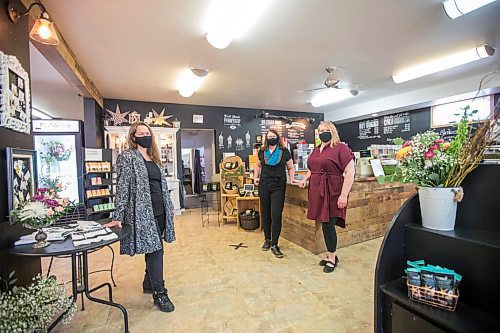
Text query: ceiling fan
304 66 360 96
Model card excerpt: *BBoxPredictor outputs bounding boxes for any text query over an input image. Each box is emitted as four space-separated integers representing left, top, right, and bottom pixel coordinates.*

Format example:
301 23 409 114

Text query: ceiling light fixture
311 89 357 108
177 68 210 98
392 44 495 84
205 0 271 49
443 0 496 19
7 1 59 45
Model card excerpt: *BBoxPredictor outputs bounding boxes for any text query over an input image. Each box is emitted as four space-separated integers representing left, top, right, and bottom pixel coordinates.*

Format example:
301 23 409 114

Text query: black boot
142 274 153 294
271 245 283 258
153 288 175 312
262 239 271 251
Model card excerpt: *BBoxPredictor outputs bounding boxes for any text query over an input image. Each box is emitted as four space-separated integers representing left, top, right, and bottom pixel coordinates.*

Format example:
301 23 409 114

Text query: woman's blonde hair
127 122 162 165
318 120 341 147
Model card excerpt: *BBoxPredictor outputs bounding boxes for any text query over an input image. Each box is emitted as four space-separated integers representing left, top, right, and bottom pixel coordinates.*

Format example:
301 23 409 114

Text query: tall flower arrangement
380 104 499 188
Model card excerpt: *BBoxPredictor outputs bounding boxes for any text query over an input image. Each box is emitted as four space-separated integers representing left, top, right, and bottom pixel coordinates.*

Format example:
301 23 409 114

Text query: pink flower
33 194 44 202
55 206 64 213
424 151 435 159
46 208 54 216
430 144 439 151
403 140 413 147
55 183 63 188
435 139 444 144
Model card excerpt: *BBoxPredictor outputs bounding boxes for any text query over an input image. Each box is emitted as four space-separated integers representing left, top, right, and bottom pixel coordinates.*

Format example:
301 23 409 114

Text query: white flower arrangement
0 274 76 333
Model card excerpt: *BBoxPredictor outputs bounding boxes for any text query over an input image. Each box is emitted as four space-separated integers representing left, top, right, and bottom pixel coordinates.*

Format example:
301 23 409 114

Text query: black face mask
267 138 278 146
135 136 152 148
319 132 332 143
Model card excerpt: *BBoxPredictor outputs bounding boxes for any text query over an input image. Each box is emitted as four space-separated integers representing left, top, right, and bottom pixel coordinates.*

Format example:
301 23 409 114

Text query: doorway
180 129 216 208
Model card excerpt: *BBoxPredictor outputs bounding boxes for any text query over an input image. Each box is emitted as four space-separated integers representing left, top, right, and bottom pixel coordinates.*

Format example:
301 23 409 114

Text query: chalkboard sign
336 108 430 151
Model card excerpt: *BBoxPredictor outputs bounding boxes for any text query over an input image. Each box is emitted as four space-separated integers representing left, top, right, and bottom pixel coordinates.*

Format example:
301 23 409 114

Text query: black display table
10 225 131 333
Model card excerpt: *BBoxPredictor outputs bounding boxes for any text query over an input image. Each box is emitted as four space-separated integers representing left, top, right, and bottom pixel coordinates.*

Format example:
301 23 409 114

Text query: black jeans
259 180 286 246
322 217 338 253
144 214 166 292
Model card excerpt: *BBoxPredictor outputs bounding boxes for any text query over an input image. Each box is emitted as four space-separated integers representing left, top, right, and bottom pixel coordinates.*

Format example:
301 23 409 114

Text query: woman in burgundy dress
298 121 355 273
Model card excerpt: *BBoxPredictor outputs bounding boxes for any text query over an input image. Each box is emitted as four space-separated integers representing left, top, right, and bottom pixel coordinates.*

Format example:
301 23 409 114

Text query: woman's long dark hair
261 129 286 151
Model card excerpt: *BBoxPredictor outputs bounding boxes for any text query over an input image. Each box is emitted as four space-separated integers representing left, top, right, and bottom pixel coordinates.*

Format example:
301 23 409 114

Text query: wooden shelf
236 196 259 201
84 170 115 175
221 193 240 197
85 194 115 200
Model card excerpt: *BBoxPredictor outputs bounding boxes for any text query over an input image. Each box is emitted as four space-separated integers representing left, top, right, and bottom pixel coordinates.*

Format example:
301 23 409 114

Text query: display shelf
86 208 116 216
84 178 116 188
380 278 497 333
220 156 246 226
85 194 115 200
84 171 115 176
221 194 240 197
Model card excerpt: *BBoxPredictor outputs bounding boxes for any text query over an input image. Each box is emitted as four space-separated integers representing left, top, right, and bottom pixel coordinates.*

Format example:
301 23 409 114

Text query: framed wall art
6 148 38 213
0 51 32 134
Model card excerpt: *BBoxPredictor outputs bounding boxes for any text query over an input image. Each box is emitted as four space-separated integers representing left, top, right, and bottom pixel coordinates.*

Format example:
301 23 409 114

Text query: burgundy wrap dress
306 143 355 227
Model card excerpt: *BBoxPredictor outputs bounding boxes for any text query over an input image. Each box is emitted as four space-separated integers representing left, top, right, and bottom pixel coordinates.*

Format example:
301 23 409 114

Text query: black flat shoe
262 239 271 251
323 261 337 273
319 256 339 267
271 245 283 258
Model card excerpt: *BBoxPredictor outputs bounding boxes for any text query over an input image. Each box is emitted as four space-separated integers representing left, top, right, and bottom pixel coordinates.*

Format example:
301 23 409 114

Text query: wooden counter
282 179 416 254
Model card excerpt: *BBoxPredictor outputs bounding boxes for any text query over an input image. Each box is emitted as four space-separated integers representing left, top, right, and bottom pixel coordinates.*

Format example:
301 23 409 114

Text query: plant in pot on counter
378 105 499 231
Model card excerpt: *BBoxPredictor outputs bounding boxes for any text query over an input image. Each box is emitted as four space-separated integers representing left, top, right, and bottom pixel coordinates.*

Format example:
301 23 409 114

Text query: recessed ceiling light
177 68 210 98
205 0 272 49
392 44 495 83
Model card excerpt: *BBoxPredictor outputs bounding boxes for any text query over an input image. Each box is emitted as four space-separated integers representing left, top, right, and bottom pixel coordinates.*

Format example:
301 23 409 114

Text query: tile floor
48 208 383 333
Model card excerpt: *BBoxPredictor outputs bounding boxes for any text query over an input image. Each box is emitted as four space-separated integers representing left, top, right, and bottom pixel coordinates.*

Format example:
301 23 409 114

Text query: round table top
10 225 131 257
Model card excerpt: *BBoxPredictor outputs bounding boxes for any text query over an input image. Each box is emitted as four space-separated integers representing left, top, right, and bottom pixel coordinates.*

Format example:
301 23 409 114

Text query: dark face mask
319 132 332 143
135 135 152 148
267 137 278 146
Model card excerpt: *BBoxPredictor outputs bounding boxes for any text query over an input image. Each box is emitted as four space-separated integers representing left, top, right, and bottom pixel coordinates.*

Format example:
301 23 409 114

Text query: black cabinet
375 165 500 333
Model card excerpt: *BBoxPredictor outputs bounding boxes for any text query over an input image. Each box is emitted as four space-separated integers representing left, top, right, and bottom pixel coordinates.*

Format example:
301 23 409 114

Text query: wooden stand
236 196 261 230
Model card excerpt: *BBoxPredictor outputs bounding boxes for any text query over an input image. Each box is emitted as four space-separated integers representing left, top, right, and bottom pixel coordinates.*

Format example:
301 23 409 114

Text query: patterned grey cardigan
113 149 176 256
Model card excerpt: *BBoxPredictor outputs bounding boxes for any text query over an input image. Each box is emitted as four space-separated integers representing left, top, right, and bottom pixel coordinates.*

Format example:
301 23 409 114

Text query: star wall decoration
128 111 141 124
151 108 173 126
106 105 129 126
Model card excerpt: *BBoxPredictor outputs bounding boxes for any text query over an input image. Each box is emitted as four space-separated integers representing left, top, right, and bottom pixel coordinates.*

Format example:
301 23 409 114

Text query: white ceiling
33 0 500 122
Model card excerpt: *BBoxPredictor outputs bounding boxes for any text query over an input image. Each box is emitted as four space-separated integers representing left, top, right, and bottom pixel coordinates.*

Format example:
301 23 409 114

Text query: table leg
82 251 129 333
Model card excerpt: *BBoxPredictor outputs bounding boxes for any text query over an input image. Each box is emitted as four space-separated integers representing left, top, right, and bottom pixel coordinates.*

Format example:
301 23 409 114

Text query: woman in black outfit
105 122 176 313
253 129 295 258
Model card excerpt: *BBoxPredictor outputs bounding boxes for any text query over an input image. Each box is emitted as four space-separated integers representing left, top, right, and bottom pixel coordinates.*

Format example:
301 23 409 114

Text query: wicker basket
223 182 239 194
239 212 259 230
407 281 459 311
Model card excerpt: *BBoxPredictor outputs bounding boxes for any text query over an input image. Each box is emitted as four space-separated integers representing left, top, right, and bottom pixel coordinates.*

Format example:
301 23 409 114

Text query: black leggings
259 180 286 246
322 217 339 253
144 214 165 292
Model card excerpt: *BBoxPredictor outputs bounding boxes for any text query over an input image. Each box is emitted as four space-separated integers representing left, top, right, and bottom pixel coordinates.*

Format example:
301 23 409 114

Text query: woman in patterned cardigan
105 122 176 313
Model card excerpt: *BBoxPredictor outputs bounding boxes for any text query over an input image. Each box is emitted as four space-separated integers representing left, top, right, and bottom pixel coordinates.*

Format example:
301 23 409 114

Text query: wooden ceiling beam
20 0 104 108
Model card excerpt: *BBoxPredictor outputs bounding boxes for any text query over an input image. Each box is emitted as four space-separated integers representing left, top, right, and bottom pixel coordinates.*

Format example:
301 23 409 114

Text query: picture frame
255 135 262 143
243 184 254 193
6 148 37 214
0 51 31 134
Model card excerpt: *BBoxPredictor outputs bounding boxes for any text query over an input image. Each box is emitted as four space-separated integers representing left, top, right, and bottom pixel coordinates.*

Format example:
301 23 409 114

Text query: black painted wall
0 0 41 287
83 98 104 148
103 99 324 169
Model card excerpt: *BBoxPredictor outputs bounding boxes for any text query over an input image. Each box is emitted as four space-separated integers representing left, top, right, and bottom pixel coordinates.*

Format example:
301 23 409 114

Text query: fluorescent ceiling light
177 68 209 98
311 89 356 108
32 108 53 119
443 0 496 19
205 0 271 49
392 44 495 84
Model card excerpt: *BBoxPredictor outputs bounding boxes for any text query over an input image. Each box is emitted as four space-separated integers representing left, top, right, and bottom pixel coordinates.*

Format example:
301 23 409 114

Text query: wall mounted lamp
8 1 59 45
177 68 210 98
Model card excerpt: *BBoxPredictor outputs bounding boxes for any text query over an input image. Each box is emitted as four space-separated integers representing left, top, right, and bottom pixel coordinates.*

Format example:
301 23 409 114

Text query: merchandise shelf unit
83 148 115 222
374 165 499 333
200 182 221 227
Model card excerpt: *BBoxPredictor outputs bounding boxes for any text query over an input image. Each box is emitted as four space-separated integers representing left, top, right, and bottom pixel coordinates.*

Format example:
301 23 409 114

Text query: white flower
17 202 47 222
424 160 433 169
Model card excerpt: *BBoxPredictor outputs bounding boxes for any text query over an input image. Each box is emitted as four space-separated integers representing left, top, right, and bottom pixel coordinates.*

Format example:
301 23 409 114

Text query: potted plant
0 272 76 333
379 105 499 230
10 184 72 248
